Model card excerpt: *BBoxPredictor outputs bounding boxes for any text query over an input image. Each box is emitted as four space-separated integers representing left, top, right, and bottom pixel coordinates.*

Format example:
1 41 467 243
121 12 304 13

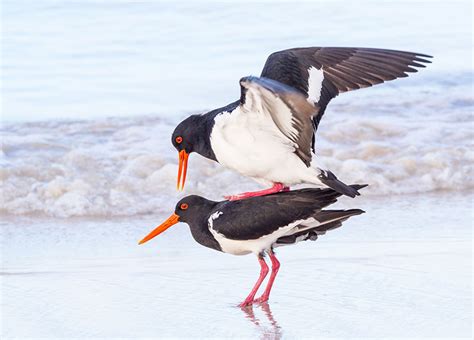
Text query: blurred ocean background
1 1 472 338
1 0 473 217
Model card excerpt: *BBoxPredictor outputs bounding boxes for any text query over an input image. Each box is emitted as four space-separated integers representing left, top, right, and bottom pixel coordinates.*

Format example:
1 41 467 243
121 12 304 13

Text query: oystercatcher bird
138 185 366 306
172 47 431 199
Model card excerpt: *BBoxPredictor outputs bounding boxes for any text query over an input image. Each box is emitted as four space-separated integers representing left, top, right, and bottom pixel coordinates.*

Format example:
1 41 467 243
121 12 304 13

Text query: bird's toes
224 194 244 201
253 296 269 304
238 300 254 308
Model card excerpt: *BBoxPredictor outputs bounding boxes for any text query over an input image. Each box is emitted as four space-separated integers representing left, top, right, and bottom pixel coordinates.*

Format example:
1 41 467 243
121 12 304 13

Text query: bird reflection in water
240 302 282 339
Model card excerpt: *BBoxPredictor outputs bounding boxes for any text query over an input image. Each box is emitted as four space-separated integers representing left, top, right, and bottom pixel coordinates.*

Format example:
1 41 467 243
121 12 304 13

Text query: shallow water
1 193 472 338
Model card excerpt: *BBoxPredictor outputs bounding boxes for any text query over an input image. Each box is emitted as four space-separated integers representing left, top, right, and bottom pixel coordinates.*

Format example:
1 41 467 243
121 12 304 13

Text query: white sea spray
1 91 472 218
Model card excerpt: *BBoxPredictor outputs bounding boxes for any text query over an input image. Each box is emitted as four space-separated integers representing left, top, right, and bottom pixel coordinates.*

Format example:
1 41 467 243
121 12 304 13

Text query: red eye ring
180 203 188 210
175 136 183 144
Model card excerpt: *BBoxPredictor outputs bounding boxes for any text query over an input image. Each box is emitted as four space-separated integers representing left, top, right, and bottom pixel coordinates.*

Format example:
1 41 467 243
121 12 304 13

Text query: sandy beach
2 192 471 338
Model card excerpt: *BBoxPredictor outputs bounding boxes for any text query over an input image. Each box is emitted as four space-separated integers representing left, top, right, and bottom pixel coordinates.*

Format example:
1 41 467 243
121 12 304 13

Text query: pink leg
239 257 269 307
225 183 290 201
254 250 280 303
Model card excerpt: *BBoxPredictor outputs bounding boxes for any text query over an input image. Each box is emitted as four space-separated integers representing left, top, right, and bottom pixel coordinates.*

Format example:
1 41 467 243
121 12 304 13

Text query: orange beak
138 213 180 245
177 150 189 191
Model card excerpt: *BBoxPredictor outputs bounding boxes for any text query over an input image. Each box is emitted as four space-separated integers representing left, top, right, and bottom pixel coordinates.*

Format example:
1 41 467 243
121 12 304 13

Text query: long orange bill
177 150 189 191
138 213 180 245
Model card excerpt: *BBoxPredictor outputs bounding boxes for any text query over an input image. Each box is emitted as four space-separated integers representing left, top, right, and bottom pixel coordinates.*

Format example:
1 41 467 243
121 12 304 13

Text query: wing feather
260 46 432 150
210 186 366 242
211 187 345 240
239 76 318 165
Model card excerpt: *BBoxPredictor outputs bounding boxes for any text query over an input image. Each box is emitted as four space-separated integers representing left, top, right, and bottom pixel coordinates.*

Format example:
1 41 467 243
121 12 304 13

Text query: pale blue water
1 193 472 338
2 0 472 122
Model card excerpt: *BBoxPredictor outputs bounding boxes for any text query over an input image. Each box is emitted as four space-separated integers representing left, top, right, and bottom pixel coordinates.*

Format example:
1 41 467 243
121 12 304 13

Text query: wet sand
1 193 472 338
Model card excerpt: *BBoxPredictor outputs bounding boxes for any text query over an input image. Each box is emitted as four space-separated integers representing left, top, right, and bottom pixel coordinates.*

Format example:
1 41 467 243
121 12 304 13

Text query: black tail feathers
318 170 367 198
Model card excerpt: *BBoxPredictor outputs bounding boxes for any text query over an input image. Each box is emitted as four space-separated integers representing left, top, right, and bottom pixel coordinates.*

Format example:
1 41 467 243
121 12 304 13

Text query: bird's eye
175 136 183 144
180 203 188 210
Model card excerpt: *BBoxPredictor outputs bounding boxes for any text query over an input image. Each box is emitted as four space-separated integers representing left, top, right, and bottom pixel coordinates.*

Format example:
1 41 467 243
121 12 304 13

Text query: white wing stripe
307 66 324 103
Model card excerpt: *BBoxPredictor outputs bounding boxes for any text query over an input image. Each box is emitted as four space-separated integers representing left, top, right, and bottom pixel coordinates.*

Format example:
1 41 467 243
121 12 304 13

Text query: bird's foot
238 298 255 308
225 183 290 201
253 295 269 304
225 193 256 201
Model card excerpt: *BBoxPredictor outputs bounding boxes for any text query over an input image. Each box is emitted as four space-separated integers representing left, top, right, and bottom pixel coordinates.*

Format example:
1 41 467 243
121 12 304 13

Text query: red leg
225 183 289 201
254 250 280 303
239 256 269 307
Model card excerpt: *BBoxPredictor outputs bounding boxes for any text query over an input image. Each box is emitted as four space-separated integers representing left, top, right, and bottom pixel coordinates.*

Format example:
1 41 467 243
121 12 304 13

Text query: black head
138 195 218 245
171 115 200 154
172 115 217 190
173 195 216 224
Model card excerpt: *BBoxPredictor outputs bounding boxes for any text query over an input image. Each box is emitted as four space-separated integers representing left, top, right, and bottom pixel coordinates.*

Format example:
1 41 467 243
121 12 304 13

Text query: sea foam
2 90 472 218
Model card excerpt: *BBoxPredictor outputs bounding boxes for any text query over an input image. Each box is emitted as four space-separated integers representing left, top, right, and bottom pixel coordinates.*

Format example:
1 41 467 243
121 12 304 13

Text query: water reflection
240 302 282 339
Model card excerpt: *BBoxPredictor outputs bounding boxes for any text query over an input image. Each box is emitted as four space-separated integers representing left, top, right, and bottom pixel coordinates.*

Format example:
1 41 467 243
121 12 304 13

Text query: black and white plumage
171 47 432 198
260 47 433 139
138 185 366 306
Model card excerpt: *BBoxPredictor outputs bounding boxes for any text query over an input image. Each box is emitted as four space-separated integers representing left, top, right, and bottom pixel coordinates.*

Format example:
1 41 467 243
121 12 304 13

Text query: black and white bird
172 47 432 199
139 185 366 307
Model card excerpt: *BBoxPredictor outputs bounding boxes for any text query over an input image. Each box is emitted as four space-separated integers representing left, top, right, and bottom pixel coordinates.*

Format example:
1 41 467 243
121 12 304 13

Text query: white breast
210 108 318 186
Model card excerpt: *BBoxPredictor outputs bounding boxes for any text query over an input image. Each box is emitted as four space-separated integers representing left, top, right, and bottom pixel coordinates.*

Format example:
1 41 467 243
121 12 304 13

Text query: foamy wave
1 95 473 217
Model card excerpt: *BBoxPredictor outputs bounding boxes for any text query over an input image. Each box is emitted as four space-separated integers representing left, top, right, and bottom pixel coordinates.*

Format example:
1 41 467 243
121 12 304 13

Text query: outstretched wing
260 47 432 144
239 76 318 166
